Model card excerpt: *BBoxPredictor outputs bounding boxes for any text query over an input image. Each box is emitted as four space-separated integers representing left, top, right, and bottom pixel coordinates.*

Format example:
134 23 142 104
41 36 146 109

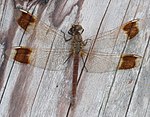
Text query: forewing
84 18 149 54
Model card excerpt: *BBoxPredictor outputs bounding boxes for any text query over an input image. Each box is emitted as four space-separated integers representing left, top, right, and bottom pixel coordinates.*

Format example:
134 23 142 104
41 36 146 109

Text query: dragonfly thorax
72 41 84 54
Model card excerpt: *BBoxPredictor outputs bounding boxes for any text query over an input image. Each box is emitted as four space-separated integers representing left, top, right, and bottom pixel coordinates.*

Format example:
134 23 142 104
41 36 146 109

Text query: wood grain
0 0 150 117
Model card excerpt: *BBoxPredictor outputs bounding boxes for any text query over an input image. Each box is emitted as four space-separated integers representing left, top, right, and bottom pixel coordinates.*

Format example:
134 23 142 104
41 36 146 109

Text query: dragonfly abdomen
71 54 80 104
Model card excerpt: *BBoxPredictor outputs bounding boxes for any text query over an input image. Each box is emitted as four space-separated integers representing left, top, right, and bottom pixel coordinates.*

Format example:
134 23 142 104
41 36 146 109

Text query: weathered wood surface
0 0 150 117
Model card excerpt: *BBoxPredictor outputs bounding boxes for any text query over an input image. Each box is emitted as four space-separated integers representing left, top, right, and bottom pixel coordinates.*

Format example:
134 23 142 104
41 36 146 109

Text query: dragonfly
6 9 145 105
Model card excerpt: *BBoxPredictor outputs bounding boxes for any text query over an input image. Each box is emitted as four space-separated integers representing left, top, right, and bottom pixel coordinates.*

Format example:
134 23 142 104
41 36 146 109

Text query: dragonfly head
69 24 84 35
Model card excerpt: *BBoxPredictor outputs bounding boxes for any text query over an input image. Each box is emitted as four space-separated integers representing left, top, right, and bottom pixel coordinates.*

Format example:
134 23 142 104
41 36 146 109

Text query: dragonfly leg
61 30 72 42
81 55 88 72
83 39 91 46
80 28 84 34
63 53 73 64
68 30 73 36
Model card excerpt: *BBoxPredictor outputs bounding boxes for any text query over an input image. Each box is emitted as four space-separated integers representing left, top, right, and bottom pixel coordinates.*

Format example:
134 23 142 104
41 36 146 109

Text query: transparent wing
85 53 120 73
83 18 149 54
85 53 142 73
6 47 71 71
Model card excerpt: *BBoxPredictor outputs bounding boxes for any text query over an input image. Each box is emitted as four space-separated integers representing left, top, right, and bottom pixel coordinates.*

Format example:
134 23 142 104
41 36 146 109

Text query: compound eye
77 26 83 32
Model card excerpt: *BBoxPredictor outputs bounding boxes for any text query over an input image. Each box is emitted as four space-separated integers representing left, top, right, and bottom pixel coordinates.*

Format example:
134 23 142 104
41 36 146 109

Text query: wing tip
118 54 142 70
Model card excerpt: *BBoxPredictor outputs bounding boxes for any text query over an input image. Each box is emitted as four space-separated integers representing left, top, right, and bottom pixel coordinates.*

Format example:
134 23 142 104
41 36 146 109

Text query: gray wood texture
0 0 150 117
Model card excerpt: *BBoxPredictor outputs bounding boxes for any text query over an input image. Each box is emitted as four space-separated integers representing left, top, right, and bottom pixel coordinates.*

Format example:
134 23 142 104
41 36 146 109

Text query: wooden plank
0 0 150 117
